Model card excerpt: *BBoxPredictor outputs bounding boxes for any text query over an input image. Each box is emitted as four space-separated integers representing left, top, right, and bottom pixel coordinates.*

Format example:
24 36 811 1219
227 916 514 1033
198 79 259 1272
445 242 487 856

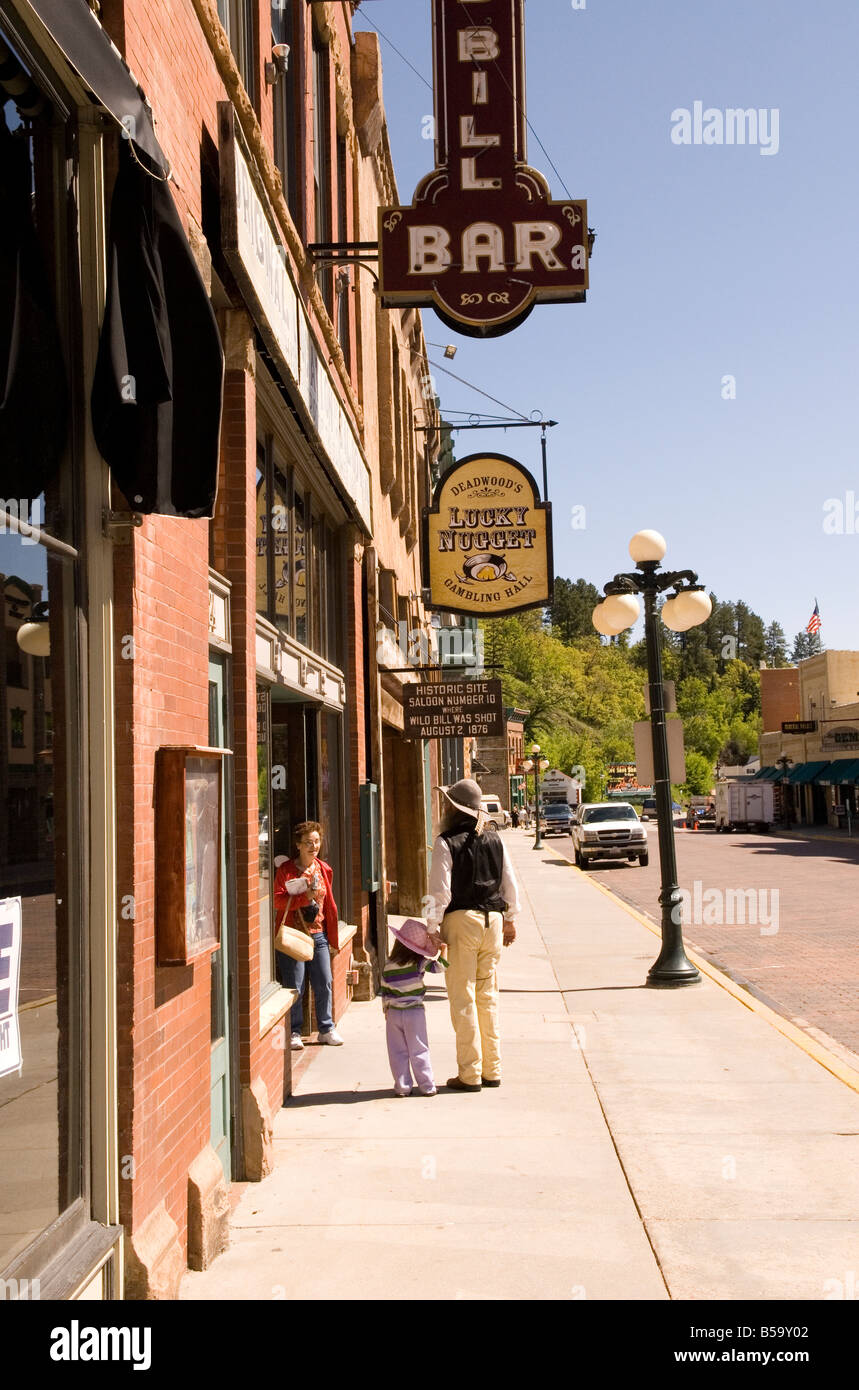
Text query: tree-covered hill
480 579 810 802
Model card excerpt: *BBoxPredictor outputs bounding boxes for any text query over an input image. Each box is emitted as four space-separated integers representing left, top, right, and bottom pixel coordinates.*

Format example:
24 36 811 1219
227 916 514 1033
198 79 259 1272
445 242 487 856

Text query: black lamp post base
645 970 702 988
646 953 702 987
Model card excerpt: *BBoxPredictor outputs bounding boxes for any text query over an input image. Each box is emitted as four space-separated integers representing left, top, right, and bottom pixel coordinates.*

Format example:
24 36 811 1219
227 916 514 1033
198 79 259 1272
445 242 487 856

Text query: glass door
208 656 233 1181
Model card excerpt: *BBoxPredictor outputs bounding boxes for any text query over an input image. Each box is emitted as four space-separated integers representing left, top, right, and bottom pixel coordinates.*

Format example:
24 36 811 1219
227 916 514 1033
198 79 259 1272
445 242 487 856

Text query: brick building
475 707 529 812
0 0 448 1300
759 652 859 829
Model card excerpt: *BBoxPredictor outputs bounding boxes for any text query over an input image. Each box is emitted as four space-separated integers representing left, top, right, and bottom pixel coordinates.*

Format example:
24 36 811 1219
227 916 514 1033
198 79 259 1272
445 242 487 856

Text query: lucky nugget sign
379 0 589 337
424 453 552 616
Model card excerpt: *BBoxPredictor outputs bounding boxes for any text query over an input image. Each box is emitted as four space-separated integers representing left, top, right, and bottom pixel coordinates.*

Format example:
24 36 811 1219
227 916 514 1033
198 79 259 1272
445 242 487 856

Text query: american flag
806 601 821 635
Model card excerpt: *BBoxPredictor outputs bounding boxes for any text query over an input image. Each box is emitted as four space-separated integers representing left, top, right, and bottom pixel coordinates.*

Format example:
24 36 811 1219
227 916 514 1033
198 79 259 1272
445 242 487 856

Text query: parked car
480 796 510 829
539 801 575 836
572 801 648 867
640 798 657 820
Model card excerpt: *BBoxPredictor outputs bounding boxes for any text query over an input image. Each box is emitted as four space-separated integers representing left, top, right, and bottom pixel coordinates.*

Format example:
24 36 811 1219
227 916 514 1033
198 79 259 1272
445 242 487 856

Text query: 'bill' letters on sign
379 0 589 337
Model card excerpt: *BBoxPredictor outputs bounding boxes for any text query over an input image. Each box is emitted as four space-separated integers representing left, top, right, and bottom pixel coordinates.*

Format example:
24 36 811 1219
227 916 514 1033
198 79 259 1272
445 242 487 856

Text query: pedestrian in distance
380 918 447 1096
511 806 520 829
425 779 521 1092
274 821 344 1050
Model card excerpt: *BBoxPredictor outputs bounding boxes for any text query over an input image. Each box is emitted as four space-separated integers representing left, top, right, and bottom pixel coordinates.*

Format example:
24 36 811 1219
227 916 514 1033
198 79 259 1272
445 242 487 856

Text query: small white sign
0 897 23 1079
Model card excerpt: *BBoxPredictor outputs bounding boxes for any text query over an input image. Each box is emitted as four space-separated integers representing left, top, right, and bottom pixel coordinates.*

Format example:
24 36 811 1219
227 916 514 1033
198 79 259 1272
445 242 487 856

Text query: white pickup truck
572 802 649 868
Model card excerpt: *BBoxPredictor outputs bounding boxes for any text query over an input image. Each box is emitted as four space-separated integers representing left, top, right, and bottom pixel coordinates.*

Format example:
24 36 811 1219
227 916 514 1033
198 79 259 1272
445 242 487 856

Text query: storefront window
311 514 325 655
0 536 83 1272
272 462 290 638
0 46 88 1280
293 492 308 647
325 525 342 670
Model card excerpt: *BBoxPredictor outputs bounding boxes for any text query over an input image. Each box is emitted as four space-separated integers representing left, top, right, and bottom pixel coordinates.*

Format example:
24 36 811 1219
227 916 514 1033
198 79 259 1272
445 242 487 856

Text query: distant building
758 652 859 827
474 707 529 811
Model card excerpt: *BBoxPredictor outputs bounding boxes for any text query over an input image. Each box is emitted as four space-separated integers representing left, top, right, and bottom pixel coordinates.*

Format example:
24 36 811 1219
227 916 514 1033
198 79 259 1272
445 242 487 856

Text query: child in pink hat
381 918 447 1097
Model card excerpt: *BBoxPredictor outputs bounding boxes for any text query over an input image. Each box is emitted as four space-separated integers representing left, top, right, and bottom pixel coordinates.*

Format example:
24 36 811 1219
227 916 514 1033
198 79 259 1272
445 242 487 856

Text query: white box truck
541 769 582 807
714 780 774 833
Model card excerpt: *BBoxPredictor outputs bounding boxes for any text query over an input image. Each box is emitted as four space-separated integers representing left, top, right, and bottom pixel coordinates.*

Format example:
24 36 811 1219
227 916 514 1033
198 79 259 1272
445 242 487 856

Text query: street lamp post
775 755 793 829
522 744 549 849
593 531 713 988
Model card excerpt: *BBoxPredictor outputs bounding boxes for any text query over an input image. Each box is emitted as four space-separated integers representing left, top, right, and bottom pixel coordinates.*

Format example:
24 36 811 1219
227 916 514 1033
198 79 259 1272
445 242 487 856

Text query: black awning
27 0 168 174
0 108 68 498
471 759 495 774
91 142 225 518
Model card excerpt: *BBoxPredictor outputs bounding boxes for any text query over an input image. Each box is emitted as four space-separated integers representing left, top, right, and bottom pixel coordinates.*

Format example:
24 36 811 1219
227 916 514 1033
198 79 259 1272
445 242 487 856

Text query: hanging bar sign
379 0 589 337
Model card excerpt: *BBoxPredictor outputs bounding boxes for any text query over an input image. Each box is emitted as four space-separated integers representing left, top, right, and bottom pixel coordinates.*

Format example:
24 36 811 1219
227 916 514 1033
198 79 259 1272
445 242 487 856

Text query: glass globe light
16 621 50 657
628 530 667 564
672 589 712 629
660 596 694 632
592 602 625 636
601 593 641 631
522 759 534 773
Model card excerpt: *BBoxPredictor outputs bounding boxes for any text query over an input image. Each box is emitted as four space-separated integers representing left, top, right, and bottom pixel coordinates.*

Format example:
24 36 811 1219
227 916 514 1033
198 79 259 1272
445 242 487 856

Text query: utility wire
355 4 576 200
353 9 433 93
426 357 532 421
457 0 575 200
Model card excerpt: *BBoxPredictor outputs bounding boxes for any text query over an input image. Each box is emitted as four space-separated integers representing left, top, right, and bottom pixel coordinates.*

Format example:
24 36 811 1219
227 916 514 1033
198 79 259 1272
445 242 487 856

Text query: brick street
543 827 859 1057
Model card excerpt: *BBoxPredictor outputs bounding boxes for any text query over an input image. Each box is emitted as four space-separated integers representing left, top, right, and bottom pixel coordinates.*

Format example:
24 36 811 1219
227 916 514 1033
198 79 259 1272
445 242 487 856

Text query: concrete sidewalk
181 832 859 1301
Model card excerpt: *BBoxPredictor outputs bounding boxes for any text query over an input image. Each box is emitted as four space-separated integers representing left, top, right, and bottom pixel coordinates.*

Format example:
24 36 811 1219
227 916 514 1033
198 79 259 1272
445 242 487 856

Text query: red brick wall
761 668 800 733
104 0 369 1258
114 516 212 1249
211 353 293 1109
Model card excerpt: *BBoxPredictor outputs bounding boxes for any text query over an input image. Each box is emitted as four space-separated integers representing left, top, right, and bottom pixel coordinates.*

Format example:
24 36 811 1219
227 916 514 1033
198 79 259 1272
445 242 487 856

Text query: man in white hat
425 778 520 1091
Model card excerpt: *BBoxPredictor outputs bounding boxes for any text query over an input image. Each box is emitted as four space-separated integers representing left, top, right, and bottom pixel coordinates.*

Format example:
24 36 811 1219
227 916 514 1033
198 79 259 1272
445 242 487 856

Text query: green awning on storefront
814 759 859 785
751 766 779 780
786 761 831 785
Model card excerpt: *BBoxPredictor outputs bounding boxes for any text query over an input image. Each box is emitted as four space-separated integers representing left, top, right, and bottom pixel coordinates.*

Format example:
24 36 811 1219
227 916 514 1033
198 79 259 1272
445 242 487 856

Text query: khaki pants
441 909 503 1085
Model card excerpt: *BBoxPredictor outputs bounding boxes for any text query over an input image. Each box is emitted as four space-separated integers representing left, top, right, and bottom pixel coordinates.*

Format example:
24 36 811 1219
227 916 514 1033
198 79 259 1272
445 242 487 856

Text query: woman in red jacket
274 821 344 1051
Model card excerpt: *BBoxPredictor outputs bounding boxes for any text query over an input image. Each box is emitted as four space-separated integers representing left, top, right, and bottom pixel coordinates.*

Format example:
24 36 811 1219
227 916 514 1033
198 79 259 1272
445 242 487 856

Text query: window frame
219 0 257 107
311 26 333 316
0 49 92 1280
271 0 300 223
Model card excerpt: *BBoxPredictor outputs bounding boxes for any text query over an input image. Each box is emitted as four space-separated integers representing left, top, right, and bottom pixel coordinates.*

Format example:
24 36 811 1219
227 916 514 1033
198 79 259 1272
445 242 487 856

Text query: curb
542 845 859 1099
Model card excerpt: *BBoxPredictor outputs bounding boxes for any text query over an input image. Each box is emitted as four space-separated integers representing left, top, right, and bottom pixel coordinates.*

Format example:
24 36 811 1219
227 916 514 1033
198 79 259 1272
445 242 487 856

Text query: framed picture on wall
155 746 231 965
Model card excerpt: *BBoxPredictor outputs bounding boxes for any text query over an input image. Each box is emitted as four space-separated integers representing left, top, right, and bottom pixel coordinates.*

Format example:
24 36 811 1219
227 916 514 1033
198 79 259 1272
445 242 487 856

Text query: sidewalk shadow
500 985 645 993
284 1088 397 1108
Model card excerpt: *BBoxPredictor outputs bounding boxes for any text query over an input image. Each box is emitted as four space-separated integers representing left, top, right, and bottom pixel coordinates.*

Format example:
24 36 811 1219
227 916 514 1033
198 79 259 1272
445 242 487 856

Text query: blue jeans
277 932 334 1035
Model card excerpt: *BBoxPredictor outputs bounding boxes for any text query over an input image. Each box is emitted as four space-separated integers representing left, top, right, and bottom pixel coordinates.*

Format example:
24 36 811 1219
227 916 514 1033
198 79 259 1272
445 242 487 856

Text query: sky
353 0 859 652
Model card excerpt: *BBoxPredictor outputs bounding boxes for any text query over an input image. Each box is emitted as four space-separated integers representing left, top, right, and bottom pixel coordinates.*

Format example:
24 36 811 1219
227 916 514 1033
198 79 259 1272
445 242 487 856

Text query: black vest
441 824 506 914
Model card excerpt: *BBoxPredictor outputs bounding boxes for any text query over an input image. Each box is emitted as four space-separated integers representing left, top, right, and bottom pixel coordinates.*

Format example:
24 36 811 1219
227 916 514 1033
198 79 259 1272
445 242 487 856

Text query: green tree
682 749 715 796
549 577 602 645
764 621 789 667
792 629 822 661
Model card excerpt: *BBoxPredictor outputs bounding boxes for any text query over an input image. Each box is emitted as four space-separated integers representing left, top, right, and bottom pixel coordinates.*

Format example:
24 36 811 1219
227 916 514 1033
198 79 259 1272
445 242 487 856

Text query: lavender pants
385 1006 435 1094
